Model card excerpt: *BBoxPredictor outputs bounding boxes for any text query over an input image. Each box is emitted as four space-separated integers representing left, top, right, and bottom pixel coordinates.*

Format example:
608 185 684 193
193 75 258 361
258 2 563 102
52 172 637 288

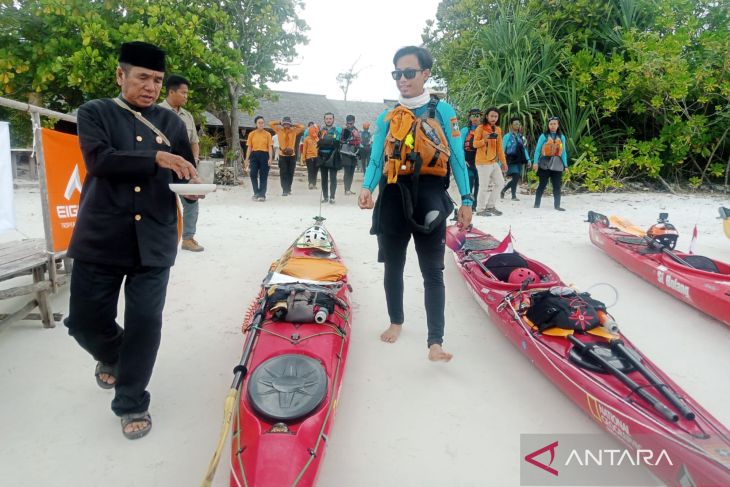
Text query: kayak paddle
201 300 265 487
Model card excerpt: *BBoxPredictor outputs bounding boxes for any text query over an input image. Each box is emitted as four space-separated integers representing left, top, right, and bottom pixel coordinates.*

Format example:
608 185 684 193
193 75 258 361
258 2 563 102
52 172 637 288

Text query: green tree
0 0 308 158
425 0 730 190
336 57 363 102
206 0 308 162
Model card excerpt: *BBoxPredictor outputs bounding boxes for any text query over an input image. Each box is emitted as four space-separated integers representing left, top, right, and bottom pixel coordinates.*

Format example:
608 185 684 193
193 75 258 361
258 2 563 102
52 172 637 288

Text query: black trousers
377 220 447 347
502 172 520 198
306 158 318 187
467 166 480 210
535 168 563 208
343 164 356 192
249 151 270 198
359 146 371 172
278 155 296 193
320 165 338 200
64 260 170 416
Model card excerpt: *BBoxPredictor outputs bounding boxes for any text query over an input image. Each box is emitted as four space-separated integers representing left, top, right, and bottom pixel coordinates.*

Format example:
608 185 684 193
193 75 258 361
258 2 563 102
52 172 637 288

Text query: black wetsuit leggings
502 173 520 198
377 220 447 347
534 168 563 208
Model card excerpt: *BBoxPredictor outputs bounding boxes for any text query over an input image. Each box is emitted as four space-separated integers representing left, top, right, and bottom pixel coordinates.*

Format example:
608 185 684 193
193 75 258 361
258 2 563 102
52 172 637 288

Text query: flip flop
94 361 118 390
120 411 152 440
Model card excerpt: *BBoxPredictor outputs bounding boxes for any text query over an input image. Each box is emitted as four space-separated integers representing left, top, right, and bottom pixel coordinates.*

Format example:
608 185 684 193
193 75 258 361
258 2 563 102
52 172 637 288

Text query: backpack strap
422 95 439 121
113 98 171 147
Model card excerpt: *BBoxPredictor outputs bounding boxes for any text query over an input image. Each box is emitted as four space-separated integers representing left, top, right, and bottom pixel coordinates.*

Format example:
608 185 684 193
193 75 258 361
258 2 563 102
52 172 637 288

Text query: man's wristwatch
461 194 473 207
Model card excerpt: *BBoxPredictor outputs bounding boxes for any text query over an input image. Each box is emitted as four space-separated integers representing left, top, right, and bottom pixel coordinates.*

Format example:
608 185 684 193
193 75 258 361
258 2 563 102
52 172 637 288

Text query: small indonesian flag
688 224 698 254
494 229 514 253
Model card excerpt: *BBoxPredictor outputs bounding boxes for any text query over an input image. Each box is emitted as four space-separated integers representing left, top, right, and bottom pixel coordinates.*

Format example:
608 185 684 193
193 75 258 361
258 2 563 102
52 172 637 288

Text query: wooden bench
0 239 67 329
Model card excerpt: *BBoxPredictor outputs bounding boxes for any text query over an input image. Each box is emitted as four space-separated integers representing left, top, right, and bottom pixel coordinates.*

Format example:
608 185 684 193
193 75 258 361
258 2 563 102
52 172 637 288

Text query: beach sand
1 176 728 487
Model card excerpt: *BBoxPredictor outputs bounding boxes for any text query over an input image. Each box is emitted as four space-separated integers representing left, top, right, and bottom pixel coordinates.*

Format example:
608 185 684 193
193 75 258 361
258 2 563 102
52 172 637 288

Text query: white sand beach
1 175 729 487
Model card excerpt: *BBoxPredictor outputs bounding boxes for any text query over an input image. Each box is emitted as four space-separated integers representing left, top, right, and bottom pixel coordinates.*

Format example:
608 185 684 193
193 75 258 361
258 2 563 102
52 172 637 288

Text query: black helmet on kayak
647 222 679 249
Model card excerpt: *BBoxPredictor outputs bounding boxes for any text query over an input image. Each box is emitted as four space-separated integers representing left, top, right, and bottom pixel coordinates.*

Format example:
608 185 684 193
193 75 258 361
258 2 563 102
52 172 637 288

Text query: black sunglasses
391 69 424 81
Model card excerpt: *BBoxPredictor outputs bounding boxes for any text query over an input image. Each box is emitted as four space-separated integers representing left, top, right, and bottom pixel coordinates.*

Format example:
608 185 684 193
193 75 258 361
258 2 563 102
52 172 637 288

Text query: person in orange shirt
244 116 273 201
270 116 305 196
301 123 320 189
472 107 507 216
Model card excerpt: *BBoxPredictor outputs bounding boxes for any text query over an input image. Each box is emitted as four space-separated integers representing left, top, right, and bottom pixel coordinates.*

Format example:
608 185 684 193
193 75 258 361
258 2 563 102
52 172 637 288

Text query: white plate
169 183 217 195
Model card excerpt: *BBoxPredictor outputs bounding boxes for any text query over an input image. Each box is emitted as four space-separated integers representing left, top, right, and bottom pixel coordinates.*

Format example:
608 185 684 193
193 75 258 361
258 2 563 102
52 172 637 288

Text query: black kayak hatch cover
247 354 328 422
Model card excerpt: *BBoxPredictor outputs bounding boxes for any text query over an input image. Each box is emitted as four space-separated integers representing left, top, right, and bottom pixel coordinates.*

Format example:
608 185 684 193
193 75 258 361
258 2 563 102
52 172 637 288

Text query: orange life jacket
542 135 563 157
383 96 450 183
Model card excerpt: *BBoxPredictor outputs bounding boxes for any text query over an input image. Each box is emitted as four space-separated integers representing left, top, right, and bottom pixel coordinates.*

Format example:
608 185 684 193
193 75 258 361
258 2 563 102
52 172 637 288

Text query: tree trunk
656 174 677 195
207 105 233 155
228 85 240 163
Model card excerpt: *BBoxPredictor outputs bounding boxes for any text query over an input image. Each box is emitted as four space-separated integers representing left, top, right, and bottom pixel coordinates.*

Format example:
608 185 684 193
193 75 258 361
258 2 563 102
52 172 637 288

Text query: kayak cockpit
661 253 730 279
465 251 561 290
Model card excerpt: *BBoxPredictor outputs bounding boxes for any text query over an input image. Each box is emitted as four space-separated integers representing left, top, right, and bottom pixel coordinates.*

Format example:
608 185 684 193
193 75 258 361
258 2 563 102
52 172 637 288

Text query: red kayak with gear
587 211 730 327
200 218 351 487
445 224 730 487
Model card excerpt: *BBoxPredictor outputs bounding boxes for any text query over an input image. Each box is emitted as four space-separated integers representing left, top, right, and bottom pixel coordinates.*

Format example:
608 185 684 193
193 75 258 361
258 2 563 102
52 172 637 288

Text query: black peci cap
119 41 166 72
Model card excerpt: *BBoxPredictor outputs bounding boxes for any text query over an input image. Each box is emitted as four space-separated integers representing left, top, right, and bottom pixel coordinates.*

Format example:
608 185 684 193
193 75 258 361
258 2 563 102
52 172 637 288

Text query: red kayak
445 224 730 487
225 220 352 487
587 211 730 327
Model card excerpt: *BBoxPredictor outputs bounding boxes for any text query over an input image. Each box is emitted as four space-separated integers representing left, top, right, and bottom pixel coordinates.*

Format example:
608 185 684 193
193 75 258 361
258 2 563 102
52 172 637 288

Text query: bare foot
380 324 402 343
428 344 453 362
123 419 149 436
99 373 116 386
121 412 152 440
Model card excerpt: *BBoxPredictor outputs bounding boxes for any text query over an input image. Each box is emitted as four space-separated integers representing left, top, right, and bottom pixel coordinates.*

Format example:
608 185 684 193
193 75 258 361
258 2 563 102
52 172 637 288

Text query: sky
270 0 443 103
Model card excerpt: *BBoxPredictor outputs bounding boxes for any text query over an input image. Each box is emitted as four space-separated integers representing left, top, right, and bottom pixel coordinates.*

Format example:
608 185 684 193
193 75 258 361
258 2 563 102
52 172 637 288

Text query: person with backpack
341 114 361 195
460 108 481 211
533 116 568 211
359 122 372 173
302 123 320 190
358 46 472 362
501 116 530 201
472 107 507 216
270 116 305 196
317 112 342 204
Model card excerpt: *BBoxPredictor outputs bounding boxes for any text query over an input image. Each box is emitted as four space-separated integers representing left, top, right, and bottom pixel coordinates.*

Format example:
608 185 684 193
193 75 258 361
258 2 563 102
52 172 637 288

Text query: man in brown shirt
159 75 204 251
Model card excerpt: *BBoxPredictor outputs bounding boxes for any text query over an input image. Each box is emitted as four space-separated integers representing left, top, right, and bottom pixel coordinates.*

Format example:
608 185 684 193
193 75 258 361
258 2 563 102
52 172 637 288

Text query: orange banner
41 128 86 253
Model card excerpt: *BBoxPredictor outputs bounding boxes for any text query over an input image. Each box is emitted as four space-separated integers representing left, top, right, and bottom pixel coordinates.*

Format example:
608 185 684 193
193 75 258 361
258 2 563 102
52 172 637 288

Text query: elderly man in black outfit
64 41 198 439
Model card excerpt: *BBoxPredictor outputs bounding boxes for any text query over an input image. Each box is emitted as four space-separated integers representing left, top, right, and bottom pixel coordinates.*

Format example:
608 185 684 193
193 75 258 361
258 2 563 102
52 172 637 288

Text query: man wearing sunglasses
358 46 472 363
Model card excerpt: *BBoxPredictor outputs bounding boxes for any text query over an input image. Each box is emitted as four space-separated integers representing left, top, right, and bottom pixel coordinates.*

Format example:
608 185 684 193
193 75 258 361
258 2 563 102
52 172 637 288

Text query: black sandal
94 362 118 390
120 411 152 440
